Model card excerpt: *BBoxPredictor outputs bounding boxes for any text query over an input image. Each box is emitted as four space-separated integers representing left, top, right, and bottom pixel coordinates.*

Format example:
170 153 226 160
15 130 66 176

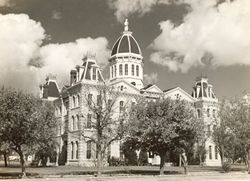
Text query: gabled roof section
141 84 163 93
109 79 141 94
164 87 196 102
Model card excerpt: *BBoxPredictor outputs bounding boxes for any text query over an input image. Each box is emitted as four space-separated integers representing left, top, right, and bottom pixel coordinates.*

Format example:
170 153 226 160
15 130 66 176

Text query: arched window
71 142 74 159
114 65 116 77
136 65 139 76
73 96 76 108
119 64 123 76
213 109 216 118
87 114 92 128
207 108 210 117
76 141 79 159
197 109 201 118
111 66 113 78
131 64 134 76
121 85 124 91
92 67 97 80
119 101 124 112
77 94 80 107
75 115 79 130
209 145 212 160
72 116 75 130
86 141 91 159
125 64 128 75
215 146 218 160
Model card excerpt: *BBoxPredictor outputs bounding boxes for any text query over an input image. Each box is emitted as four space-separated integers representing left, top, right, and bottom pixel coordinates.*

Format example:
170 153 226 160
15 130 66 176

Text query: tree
81 85 128 176
0 142 10 167
0 89 56 177
128 98 199 175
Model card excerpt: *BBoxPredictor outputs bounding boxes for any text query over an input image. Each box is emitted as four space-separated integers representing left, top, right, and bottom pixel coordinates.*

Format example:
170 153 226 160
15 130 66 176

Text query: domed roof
111 19 142 57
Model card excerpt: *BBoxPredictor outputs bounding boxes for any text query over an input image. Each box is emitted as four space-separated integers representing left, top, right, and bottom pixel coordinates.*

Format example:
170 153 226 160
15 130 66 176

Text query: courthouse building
41 19 221 166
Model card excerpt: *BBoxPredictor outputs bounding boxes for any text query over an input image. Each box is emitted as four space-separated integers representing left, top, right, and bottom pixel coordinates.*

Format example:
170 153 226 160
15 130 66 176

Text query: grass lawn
0 161 248 179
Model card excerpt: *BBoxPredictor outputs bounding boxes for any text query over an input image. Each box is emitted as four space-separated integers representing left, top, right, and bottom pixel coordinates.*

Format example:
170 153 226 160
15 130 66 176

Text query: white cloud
0 13 110 93
150 0 250 72
38 37 110 87
52 10 62 20
0 0 12 7
144 72 158 85
108 0 170 22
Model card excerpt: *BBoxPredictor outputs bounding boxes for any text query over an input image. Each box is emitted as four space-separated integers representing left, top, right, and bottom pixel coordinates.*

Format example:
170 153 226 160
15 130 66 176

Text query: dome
111 19 142 57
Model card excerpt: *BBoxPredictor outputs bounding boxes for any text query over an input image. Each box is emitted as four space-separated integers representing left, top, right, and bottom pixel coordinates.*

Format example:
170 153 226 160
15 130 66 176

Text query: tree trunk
159 153 166 175
247 150 250 174
3 152 8 167
199 155 202 167
19 152 26 178
220 146 224 166
181 153 188 175
96 142 102 177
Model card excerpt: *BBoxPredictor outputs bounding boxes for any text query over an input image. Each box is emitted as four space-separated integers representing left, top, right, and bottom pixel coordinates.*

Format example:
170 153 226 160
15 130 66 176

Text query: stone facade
41 19 221 167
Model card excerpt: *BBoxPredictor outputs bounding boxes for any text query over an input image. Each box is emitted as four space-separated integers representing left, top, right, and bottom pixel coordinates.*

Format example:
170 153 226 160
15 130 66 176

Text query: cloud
38 37 110 87
107 0 170 22
0 0 12 7
52 10 62 20
143 72 158 85
150 0 250 72
0 13 110 94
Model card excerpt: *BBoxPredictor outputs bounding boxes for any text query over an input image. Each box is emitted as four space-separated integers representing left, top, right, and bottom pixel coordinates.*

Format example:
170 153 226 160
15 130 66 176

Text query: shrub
222 161 231 172
108 157 125 166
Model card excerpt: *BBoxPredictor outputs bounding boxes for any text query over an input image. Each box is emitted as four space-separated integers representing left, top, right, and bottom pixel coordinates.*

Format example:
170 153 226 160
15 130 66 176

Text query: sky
0 0 249 99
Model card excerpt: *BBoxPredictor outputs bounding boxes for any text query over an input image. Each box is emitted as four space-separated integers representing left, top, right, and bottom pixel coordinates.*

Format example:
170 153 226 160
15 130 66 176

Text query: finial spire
124 18 129 31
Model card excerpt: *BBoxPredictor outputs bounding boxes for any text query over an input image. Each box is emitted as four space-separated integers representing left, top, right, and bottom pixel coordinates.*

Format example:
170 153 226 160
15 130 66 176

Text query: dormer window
125 64 128 75
136 65 139 76
92 67 97 80
119 64 123 76
131 64 134 76
121 85 124 91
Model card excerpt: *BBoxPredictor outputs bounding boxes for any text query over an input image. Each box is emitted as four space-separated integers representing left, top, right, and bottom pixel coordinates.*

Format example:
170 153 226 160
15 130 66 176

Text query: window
77 95 80 107
207 124 211 137
209 145 212 160
149 151 154 158
136 65 139 76
119 64 123 76
125 64 128 75
87 114 92 128
88 94 92 105
71 142 74 159
111 66 113 78
215 146 218 160
197 109 201 118
114 65 116 77
97 95 101 106
213 109 216 118
75 115 79 130
207 108 210 117
120 85 124 91
92 67 96 80
72 116 75 130
73 96 76 108
119 101 124 112
86 141 91 159
108 99 112 109
119 144 124 159
131 64 134 76
76 141 79 159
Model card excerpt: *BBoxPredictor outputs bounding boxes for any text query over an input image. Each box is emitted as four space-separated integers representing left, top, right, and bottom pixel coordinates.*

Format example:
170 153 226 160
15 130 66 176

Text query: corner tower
109 19 144 89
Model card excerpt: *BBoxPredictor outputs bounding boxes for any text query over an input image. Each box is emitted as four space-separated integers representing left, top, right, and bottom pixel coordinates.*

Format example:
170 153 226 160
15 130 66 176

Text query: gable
109 80 141 95
144 84 163 93
164 87 196 102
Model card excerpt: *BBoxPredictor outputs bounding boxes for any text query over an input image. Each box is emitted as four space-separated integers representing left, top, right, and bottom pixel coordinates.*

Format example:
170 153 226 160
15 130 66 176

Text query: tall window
72 116 75 130
207 124 211 137
209 145 212 160
108 99 112 109
86 141 91 159
71 142 74 159
75 115 79 130
97 95 101 106
197 109 201 118
77 94 80 107
215 146 218 160
111 66 113 78
213 109 216 118
131 64 134 76
114 65 116 77
87 114 92 128
73 96 76 108
88 94 92 105
125 64 128 75
119 64 123 76
76 141 79 159
207 108 210 117
119 101 124 112
92 67 97 80
136 65 139 76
